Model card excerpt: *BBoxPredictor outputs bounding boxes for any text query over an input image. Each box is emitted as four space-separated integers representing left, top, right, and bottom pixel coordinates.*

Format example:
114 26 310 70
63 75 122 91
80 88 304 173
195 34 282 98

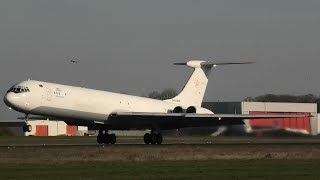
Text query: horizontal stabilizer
174 60 255 68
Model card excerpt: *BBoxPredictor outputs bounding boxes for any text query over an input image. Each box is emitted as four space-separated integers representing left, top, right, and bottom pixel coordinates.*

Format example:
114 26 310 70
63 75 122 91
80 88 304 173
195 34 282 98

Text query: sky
0 0 320 120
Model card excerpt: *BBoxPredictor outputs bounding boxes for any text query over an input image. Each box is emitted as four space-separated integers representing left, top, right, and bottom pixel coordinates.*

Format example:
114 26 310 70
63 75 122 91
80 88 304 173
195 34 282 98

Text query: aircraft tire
22 125 32 132
156 134 163 144
97 134 104 144
150 133 157 144
109 133 117 144
27 125 32 132
144 133 151 144
103 133 110 144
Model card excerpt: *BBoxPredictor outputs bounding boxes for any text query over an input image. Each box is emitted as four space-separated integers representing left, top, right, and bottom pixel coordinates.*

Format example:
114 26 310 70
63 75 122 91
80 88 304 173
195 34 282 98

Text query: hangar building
203 102 318 135
25 120 88 136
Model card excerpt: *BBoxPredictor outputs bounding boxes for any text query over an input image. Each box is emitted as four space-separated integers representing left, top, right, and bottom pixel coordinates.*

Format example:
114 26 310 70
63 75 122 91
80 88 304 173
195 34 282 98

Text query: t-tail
165 60 255 107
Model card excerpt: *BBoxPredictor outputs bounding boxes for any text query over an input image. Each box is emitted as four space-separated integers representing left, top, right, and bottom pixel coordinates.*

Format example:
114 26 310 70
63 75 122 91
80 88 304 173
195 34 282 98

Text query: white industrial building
318 114 320 134
25 120 88 136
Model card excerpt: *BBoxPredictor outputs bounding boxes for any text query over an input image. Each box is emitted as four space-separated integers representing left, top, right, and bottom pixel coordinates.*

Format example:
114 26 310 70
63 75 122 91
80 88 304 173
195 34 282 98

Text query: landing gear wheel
97 133 104 144
27 125 32 132
103 133 110 144
156 134 163 144
22 125 32 132
150 133 157 144
144 133 151 144
109 134 117 144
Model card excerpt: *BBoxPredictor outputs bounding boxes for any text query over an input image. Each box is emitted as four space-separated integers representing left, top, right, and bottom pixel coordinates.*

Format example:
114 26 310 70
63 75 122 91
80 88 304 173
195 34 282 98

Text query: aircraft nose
3 93 18 108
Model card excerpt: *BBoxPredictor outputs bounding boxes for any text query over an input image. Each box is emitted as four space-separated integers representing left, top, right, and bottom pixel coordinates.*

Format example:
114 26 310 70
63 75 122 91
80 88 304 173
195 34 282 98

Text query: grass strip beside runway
1 160 320 180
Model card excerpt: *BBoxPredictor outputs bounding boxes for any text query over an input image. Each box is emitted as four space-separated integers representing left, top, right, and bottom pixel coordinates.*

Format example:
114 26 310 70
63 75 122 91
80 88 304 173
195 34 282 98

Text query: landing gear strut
97 130 117 144
144 132 163 145
22 114 32 132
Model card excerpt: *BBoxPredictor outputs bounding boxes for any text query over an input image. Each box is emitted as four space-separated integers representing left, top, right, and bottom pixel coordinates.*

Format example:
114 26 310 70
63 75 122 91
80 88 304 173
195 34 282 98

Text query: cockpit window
7 87 13 93
9 86 31 93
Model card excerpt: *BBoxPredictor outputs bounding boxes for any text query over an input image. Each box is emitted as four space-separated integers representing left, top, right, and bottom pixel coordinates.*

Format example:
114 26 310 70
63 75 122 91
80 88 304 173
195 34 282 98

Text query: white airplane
3 60 307 144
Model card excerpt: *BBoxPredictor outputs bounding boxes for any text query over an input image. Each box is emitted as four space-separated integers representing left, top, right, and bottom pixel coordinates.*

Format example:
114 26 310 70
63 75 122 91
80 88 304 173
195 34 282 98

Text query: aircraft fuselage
4 80 212 124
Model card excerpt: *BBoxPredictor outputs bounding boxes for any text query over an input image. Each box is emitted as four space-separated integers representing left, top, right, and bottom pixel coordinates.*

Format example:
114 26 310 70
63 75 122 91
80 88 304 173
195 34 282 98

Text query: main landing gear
22 114 32 132
97 130 117 144
143 132 163 145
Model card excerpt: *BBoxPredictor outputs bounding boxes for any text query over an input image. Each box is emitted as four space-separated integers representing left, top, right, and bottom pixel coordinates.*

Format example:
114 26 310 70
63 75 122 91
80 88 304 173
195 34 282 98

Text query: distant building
25 120 88 136
318 114 320 134
203 102 318 135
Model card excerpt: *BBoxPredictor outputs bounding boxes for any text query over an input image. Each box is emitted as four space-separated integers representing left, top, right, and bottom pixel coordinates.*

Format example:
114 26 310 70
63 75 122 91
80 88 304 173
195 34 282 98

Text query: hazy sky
1 0 320 120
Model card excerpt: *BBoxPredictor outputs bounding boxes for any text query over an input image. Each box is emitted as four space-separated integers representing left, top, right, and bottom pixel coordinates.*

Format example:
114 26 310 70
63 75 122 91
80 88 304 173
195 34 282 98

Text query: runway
1 136 320 147
1 136 320 162
1 141 320 148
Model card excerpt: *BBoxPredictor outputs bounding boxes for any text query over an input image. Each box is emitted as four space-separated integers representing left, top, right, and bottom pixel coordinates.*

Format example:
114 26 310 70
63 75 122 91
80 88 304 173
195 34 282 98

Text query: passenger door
46 87 52 101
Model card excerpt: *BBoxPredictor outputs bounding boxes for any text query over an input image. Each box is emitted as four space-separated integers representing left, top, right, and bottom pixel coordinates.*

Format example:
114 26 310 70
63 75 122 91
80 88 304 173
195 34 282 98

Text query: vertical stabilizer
165 60 211 107
165 60 254 107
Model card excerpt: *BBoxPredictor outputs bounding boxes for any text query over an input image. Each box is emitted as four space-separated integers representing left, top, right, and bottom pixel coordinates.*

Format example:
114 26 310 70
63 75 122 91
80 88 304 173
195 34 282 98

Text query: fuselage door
46 87 52 101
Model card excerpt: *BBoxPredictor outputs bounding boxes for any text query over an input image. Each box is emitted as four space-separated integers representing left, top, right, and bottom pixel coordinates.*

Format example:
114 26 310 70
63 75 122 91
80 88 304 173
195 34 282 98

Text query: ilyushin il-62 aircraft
3 60 307 144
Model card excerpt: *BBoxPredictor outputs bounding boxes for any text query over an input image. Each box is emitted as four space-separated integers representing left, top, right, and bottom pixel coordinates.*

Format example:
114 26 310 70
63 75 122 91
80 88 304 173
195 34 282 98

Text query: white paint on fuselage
4 80 213 122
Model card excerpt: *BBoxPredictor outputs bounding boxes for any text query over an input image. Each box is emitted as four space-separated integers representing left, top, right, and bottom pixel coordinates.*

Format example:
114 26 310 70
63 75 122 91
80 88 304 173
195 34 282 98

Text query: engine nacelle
186 106 196 113
173 106 184 113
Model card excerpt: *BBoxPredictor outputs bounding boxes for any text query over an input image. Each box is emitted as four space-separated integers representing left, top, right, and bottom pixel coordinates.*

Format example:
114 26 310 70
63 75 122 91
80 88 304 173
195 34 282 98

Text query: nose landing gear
22 114 32 132
22 125 32 132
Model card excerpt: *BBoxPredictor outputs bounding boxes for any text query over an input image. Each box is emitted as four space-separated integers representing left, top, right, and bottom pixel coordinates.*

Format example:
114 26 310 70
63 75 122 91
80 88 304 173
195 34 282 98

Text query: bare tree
148 88 178 100
245 94 320 103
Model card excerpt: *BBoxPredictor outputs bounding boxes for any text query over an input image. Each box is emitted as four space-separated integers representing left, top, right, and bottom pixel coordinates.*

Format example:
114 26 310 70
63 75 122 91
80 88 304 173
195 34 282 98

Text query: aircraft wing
18 116 60 121
107 112 308 130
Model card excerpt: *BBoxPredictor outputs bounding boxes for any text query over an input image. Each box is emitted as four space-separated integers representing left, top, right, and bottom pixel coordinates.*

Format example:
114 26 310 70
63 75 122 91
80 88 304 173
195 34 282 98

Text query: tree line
148 89 320 105
244 94 320 104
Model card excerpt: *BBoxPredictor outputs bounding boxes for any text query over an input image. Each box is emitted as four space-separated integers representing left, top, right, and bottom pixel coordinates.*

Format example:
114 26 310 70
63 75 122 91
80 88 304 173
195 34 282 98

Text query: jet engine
173 106 184 113
186 106 196 113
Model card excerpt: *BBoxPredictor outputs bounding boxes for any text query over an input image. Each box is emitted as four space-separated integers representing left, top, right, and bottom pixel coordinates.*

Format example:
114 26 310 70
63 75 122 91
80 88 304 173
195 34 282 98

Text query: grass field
1 160 320 180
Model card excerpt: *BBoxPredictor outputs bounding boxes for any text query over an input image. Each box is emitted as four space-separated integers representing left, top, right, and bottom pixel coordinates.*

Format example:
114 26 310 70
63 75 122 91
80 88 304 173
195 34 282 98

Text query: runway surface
1 136 320 147
1 142 320 148
0 136 320 162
